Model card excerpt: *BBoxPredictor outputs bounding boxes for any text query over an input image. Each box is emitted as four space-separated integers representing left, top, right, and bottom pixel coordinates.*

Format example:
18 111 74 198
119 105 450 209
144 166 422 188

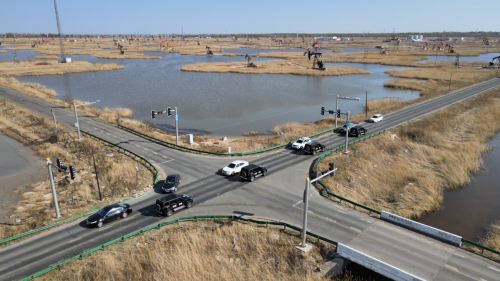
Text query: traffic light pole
335 96 360 128
175 107 179 146
344 111 350 154
47 159 61 219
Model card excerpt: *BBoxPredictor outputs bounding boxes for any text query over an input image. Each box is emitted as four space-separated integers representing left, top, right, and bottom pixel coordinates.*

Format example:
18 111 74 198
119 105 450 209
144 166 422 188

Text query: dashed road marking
159 159 174 164
453 253 465 258
488 266 500 273
349 227 361 232
445 265 458 271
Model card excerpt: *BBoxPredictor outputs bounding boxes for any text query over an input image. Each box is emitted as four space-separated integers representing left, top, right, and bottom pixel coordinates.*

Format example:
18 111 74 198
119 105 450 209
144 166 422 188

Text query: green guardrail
118 124 341 156
19 216 338 281
0 130 160 246
312 129 500 259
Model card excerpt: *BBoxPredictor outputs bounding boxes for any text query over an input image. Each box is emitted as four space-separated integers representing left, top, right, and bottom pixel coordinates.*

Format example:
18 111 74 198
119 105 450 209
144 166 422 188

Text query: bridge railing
19 216 338 281
0 130 160 246
118 124 341 156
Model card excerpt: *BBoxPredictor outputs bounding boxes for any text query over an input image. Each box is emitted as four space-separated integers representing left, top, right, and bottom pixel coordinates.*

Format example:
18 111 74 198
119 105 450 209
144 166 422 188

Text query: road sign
175 114 178 122
346 119 349 126
280 132 284 136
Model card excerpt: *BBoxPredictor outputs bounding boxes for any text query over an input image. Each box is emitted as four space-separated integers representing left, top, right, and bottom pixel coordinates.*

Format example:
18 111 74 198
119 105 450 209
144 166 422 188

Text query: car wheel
263 170 267 176
121 212 128 218
187 202 192 208
250 175 255 182
231 172 234 176
97 221 103 228
321 147 324 152
167 210 173 217
175 187 178 192
312 149 316 155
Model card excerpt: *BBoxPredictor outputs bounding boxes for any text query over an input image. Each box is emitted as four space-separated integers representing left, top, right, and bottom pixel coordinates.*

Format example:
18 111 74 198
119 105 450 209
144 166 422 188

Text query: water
221 47 304 55
418 133 500 241
11 50 417 137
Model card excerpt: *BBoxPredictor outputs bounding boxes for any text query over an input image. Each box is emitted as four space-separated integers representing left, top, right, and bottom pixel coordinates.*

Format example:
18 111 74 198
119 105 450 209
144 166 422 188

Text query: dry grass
181 59 370 76
35 55 58 59
0 60 123 77
39 220 340 281
317 88 500 220
0 100 156 240
477 221 500 261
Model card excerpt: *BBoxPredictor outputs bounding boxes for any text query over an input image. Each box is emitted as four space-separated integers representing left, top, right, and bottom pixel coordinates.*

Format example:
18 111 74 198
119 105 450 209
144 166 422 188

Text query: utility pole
51 109 57 128
448 73 453 91
53 0 67 62
92 151 102 201
365 91 368 118
74 100 100 139
47 158 61 218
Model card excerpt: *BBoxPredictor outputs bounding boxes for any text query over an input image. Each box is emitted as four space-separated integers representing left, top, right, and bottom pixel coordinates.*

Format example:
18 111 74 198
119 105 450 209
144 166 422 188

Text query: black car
349 125 367 137
155 193 193 217
240 164 267 182
86 204 132 228
162 174 181 193
303 141 325 155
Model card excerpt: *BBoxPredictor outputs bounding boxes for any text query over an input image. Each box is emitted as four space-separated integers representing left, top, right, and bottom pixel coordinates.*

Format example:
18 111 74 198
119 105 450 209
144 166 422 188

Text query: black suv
349 125 367 137
240 164 267 182
155 194 193 217
304 141 325 155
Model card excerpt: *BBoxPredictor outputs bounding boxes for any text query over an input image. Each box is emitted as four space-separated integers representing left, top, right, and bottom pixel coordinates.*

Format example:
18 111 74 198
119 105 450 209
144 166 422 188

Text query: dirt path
0 135 46 224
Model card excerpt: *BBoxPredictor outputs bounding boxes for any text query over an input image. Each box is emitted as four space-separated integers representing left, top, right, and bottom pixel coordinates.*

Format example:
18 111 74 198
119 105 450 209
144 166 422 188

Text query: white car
369 114 384 123
222 160 249 176
291 137 311 150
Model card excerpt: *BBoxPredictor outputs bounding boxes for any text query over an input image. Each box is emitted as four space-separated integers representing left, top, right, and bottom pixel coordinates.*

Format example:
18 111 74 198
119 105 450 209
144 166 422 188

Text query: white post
74 103 81 139
47 158 61 218
301 178 310 247
175 107 179 146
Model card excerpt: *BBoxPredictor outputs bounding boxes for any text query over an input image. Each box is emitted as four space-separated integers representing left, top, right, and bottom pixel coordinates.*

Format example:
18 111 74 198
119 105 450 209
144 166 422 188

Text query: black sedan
162 174 181 193
86 204 132 228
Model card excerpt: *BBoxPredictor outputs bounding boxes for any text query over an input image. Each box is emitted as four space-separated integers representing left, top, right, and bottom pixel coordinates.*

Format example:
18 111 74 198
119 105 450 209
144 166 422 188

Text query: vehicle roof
242 164 259 170
158 194 180 202
102 204 122 211
372 114 382 117
297 137 310 141
230 160 248 165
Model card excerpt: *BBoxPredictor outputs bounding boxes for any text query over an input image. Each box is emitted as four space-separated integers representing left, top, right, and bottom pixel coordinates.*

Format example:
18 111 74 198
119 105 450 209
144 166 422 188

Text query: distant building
68 39 77 42
407 35 424 42
313 36 341 41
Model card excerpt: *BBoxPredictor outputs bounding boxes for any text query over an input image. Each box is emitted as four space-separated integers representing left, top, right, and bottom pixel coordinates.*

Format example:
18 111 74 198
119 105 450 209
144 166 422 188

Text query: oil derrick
118 44 125 54
13 51 19 64
206 46 213 55
53 0 68 63
455 53 460 68
303 42 326 70
244 54 257 67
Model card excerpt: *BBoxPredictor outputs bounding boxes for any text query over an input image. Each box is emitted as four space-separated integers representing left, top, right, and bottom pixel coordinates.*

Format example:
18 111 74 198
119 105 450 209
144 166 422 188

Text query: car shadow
153 180 165 194
137 204 159 218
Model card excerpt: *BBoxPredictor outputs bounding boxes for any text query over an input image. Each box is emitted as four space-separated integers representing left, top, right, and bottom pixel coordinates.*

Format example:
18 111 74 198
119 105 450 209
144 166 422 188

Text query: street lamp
74 100 100 139
299 167 337 250
336 96 359 127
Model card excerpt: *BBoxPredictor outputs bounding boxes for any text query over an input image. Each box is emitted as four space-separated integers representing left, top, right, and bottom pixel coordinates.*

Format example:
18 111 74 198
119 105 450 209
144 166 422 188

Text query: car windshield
296 140 304 143
98 208 108 216
227 163 236 168
166 178 175 183
371 115 378 119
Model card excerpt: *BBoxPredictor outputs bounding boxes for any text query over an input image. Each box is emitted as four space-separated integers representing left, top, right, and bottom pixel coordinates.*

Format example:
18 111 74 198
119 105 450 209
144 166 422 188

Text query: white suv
291 137 311 150
222 160 249 176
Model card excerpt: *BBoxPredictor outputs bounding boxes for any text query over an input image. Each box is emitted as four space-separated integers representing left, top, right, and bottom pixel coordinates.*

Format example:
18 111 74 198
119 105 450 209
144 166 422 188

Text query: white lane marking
143 148 149 151
159 159 174 164
134 144 141 147
337 210 346 214
480 278 487 281
349 227 361 232
445 265 458 271
488 266 500 273
293 200 302 206
152 152 158 155
453 253 465 258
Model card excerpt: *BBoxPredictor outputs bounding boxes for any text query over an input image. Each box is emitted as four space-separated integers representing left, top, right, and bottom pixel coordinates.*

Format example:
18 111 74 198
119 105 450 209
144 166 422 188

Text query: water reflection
8 49 416 137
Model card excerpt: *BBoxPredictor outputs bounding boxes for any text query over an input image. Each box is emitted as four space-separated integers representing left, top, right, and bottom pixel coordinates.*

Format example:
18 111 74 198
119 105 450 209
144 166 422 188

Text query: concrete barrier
381 211 462 246
337 243 424 281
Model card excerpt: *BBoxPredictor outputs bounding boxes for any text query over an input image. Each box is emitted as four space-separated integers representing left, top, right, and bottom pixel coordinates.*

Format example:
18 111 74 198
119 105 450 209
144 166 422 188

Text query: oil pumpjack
244 54 257 67
303 42 326 70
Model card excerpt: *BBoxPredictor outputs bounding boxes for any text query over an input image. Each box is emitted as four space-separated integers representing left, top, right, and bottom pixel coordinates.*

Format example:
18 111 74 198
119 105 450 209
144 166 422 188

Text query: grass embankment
34 55 58 59
92 51 161 59
181 59 370 76
317 88 500 222
0 61 123 77
478 221 500 260
0 98 155 241
38 220 347 281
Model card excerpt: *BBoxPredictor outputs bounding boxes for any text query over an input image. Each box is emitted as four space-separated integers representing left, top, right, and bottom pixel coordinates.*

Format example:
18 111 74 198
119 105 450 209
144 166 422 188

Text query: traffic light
151 110 156 119
69 165 76 180
336 109 341 118
167 107 172 117
321 107 325 115
56 159 67 172
329 163 335 177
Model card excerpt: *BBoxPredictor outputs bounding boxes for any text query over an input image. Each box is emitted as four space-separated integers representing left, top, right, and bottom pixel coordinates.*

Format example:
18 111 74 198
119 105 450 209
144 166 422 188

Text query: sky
1 0 499 35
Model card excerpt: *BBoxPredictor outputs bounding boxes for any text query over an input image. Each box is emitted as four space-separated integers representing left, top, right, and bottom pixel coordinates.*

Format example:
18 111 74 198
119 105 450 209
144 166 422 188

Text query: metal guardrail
0 130 160 246
118 124 341 156
19 216 338 281
312 129 500 259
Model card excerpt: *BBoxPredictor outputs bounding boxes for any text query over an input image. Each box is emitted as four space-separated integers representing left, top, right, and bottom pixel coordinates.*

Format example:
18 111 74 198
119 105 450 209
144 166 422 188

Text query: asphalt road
1 78 500 281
